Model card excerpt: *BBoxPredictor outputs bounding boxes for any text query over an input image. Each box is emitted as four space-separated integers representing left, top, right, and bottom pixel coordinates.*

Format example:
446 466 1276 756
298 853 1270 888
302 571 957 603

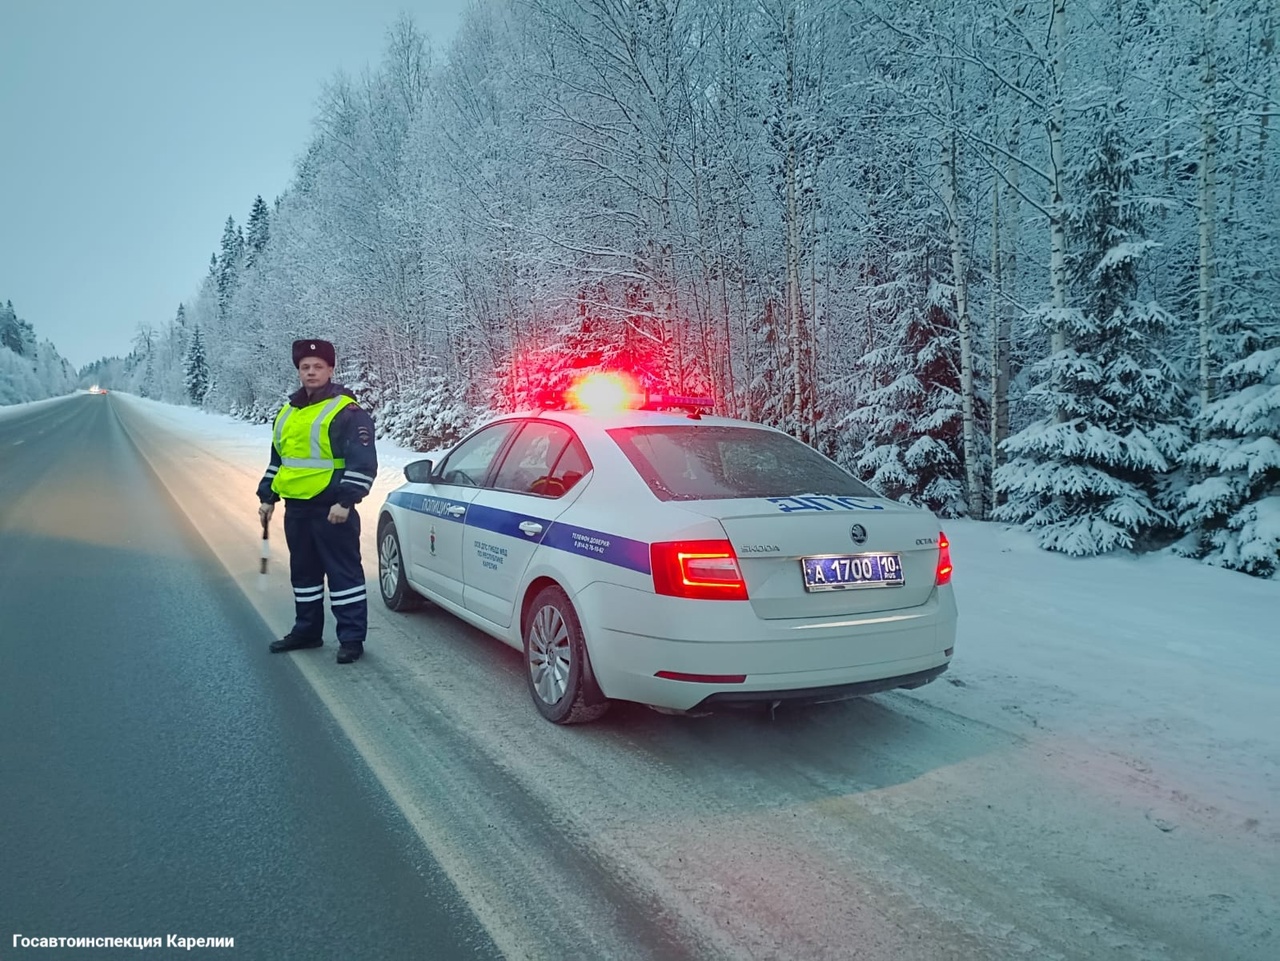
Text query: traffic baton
259 516 270 591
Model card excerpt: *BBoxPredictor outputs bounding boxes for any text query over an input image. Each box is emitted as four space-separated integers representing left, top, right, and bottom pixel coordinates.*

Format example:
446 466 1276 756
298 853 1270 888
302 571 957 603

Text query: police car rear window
608 426 879 502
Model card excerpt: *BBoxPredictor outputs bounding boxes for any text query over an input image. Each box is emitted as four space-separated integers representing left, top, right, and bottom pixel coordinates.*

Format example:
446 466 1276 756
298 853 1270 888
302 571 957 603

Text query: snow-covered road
115 392 1279 960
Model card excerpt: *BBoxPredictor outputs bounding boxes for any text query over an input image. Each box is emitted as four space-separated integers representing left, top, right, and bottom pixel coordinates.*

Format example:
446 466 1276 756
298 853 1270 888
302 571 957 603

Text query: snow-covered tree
184 324 210 406
217 217 244 322
842 232 969 518
994 113 1188 555
1177 336 1280 575
0 301 78 404
245 196 270 269
0 300 35 357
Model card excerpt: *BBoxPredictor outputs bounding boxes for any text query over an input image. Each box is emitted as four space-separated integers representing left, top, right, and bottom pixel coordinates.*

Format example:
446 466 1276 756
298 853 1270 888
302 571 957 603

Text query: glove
328 504 350 525
258 502 275 524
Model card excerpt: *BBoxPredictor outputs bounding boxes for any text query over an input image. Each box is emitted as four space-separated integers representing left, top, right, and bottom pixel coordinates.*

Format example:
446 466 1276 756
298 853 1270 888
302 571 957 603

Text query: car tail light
935 531 953 586
650 540 748 600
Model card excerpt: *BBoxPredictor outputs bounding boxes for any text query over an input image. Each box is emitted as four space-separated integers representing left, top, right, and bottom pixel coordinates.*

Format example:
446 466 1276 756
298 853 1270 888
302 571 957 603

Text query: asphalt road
0 395 500 961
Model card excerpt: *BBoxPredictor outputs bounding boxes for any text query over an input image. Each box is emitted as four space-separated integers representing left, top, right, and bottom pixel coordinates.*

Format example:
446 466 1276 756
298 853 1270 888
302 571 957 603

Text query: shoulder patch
357 425 372 446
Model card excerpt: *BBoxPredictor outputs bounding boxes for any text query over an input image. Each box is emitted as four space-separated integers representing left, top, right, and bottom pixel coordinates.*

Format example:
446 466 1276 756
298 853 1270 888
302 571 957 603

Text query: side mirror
404 459 435 484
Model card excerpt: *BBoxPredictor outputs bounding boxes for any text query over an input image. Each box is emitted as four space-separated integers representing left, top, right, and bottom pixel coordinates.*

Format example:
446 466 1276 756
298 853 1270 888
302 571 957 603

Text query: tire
378 518 422 612
523 585 609 724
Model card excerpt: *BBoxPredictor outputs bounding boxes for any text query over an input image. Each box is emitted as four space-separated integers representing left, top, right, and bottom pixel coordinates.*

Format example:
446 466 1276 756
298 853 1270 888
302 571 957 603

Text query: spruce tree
1176 252 1280 575
245 196 270 269
217 217 242 321
0 300 20 355
842 245 969 517
994 114 1187 555
185 325 210 405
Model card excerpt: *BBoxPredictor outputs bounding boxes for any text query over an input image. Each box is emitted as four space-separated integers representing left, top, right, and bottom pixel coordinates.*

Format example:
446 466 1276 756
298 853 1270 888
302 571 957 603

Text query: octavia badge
850 524 867 545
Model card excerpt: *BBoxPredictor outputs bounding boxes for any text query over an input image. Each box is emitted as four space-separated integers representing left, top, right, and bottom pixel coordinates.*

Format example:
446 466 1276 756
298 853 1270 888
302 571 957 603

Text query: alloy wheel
379 532 401 599
528 603 572 705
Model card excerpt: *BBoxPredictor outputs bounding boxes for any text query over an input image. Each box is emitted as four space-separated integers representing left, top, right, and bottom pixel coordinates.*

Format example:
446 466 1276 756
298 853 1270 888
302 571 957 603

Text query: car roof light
566 372 639 414
554 372 715 416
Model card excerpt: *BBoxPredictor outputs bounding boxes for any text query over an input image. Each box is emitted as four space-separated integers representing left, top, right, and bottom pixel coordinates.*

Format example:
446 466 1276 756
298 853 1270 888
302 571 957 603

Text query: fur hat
292 339 335 368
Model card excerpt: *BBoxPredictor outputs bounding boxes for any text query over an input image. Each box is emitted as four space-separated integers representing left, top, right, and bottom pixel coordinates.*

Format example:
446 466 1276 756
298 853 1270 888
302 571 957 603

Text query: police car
376 373 956 724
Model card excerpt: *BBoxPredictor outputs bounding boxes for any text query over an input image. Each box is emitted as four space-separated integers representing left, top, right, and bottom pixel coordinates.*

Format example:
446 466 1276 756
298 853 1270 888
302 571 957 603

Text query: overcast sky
0 0 472 370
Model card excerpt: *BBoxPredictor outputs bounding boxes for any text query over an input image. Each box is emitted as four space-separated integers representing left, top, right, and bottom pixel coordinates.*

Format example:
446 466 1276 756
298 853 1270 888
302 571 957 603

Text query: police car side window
437 422 518 487
492 423 590 497
546 438 590 495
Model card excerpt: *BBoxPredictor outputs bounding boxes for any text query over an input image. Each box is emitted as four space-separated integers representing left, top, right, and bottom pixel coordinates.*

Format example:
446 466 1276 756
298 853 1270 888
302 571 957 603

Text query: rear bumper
574 581 957 712
695 663 948 710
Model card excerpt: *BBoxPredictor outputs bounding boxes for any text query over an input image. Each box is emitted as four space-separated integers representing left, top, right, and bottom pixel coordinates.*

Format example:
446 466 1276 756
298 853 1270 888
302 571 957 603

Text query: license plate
801 553 904 591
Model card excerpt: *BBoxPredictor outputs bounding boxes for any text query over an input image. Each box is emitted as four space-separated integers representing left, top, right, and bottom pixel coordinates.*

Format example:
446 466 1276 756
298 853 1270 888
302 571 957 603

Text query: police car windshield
608 425 879 502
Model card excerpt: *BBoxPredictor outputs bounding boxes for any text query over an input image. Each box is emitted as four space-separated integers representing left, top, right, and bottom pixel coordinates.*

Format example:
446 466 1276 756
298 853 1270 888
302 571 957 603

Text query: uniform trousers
283 503 367 646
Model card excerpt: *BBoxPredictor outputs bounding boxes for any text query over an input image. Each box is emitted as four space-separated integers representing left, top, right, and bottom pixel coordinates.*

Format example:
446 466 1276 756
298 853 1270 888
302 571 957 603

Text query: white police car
376 373 956 724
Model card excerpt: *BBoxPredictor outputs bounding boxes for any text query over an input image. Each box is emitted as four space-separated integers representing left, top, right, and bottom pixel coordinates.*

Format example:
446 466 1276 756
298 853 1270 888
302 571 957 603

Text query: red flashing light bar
546 372 714 414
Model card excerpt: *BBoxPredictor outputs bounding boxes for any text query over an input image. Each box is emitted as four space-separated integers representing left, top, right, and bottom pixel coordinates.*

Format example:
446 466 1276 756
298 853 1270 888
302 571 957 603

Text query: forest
0 301 78 405
67 0 1280 574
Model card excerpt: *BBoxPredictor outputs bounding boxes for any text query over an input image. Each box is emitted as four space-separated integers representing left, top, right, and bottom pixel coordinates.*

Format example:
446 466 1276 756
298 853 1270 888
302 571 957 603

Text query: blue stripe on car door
466 503 546 542
541 522 652 575
388 489 469 522
392 492 652 575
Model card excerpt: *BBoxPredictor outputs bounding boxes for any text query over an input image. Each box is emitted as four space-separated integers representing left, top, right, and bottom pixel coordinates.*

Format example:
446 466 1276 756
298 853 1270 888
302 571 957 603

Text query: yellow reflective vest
270 394 355 499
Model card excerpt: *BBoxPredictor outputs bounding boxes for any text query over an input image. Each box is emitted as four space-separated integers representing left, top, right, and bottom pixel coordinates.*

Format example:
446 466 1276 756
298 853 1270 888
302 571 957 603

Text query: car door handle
446 506 467 517
519 521 544 536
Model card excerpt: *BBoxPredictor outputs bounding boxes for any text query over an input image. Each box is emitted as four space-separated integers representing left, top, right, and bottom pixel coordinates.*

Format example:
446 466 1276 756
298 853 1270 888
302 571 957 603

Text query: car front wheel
523 585 609 724
378 518 422 611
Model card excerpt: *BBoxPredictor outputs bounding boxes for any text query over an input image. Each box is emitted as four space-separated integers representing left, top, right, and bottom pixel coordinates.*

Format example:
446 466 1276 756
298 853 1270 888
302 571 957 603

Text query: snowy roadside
114 391 1280 840
0 393 80 421
930 518 1279 836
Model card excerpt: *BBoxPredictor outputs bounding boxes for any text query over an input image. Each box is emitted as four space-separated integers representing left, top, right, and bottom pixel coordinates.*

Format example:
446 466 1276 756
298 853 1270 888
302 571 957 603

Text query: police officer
256 339 378 664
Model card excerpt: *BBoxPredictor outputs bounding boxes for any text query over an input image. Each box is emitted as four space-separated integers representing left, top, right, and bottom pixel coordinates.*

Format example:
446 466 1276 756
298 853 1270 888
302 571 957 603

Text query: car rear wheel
523 585 609 724
378 518 422 611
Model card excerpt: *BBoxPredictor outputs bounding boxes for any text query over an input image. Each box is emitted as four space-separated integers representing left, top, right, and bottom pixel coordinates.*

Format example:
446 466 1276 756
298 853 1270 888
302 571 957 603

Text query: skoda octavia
376 374 957 724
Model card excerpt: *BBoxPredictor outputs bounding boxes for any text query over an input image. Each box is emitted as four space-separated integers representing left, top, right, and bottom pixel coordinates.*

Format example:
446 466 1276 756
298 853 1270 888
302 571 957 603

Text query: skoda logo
850 524 867 545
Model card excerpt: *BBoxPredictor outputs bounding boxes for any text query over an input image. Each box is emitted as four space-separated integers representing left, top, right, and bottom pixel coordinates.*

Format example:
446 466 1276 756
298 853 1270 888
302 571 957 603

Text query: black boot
336 644 363 664
269 633 323 653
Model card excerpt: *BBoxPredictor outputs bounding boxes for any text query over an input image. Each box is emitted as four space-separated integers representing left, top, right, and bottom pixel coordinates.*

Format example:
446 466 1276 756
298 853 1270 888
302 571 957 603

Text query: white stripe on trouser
330 584 366 607
294 585 324 602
